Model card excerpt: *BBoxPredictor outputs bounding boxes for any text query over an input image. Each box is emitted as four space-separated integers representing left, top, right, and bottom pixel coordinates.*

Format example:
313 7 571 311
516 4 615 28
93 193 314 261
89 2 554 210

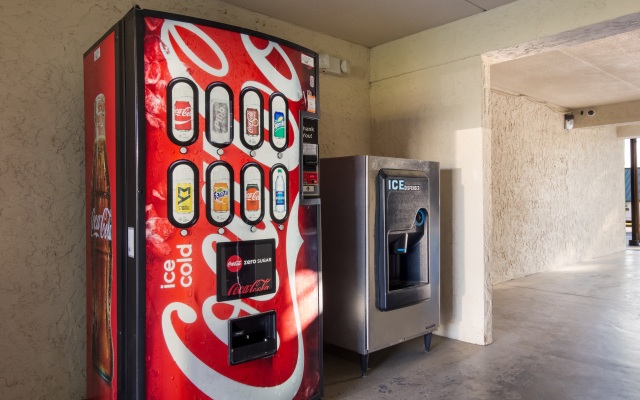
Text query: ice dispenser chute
376 169 431 311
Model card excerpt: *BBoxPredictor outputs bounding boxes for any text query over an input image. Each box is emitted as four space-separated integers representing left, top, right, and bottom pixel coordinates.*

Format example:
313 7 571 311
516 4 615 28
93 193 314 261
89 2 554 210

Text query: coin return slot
228 311 277 365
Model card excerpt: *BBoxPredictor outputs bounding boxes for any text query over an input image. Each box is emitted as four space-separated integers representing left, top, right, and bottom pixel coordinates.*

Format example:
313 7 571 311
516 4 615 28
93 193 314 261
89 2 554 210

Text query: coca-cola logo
174 102 192 118
246 108 259 135
245 190 260 201
226 255 242 273
227 279 272 296
91 207 112 241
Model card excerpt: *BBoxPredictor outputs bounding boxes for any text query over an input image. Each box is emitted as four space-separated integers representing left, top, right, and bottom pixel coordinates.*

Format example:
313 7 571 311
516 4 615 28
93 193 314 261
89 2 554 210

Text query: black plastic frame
240 162 265 225
205 82 234 148
239 87 264 150
268 92 289 152
269 164 289 223
166 77 199 146
205 161 234 227
167 160 200 228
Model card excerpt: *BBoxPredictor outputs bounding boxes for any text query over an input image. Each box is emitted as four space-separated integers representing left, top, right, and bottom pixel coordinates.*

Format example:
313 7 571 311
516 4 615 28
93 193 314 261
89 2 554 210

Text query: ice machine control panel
376 169 431 311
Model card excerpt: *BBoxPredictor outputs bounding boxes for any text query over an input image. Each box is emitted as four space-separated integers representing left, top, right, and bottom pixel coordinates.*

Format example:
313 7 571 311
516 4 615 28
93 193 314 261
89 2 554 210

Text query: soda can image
175 182 194 213
212 102 229 134
246 108 259 136
174 99 193 131
245 183 260 211
273 111 285 139
213 181 229 212
269 93 288 151
168 160 198 227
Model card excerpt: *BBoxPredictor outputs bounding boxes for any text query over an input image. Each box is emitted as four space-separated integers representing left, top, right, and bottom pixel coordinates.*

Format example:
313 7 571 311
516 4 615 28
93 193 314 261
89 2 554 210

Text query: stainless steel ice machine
321 155 440 376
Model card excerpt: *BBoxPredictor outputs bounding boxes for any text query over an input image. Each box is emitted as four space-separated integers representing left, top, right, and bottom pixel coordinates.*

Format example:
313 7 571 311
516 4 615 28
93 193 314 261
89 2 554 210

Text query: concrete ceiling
491 29 640 110
221 0 640 118
220 0 518 48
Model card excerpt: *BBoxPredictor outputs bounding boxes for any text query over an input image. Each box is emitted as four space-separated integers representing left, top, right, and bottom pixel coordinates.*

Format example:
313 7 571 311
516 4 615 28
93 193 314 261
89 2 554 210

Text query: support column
630 138 639 246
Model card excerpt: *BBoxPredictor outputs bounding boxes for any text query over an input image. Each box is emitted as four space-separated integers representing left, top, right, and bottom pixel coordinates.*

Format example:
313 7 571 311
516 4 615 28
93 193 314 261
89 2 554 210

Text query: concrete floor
323 250 640 399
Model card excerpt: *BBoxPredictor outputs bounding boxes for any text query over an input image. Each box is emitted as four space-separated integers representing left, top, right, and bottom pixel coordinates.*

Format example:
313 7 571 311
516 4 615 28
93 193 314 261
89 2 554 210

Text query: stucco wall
491 91 625 284
0 1 369 399
370 56 492 344
369 0 640 346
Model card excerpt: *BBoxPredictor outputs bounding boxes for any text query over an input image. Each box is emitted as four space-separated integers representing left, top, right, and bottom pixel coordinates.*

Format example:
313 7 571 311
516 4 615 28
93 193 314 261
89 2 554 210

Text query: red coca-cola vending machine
84 7 322 400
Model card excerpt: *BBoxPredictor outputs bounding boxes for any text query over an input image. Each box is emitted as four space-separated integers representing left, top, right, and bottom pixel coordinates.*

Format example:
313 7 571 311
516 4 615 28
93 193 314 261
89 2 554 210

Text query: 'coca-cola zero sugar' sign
216 240 276 301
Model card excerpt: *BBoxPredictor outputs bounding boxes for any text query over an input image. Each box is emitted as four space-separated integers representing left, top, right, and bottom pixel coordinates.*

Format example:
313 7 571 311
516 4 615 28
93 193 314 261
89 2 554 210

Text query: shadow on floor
323 250 640 399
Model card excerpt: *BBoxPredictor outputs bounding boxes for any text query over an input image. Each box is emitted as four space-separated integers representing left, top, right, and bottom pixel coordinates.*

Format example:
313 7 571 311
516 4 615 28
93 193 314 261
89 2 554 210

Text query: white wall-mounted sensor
319 53 348 76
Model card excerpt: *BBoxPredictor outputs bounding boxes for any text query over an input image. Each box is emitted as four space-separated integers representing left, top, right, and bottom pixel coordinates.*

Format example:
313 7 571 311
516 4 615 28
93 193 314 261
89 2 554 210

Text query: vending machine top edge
84 7 322 399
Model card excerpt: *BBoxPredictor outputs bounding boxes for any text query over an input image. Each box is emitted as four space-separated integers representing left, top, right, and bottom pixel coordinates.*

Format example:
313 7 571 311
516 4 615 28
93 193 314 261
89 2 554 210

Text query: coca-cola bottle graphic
91 93 113 383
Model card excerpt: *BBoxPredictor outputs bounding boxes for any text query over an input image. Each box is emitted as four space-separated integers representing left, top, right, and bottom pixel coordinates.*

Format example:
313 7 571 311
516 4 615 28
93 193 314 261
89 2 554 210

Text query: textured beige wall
0 1 369 399
369 0 640 347
370 56 492 345
490 91 625 284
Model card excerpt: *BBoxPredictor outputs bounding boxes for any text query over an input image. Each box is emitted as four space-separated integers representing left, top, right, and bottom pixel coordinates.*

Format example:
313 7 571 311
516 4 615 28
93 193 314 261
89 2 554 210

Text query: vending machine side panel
83 18 125 400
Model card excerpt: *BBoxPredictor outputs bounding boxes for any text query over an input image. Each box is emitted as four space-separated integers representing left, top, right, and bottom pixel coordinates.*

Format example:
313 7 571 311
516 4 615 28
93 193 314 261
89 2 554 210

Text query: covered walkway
324 250 640 399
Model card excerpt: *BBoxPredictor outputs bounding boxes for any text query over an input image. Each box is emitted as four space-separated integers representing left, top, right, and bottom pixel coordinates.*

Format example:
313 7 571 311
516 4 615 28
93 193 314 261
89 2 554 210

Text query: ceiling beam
618 124 640 138
569 100 640 129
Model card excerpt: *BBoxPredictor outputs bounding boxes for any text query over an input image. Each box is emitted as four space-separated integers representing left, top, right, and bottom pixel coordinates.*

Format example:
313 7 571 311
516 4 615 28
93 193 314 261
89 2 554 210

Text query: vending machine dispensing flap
376 169 431 311
228 311 277 365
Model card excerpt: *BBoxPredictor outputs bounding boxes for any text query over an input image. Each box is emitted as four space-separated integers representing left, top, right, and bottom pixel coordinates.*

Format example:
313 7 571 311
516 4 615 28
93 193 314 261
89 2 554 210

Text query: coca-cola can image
174 99 192 131
245 183 260 211
245 108 259 136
